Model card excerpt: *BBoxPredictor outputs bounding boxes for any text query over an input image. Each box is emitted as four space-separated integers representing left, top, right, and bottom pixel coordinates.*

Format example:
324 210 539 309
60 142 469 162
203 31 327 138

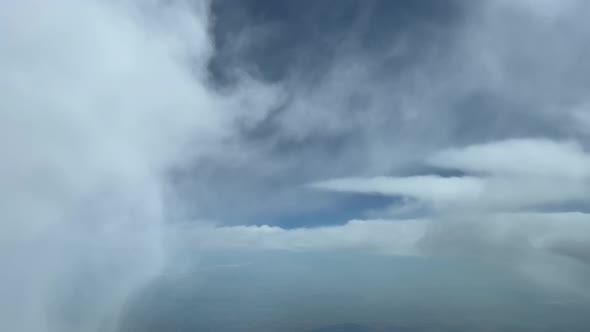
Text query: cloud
0 1 278 331
159 0 590 303
6 0 590 330
175 218 427 255
310 175 485 208
179 212 590 259
311 139 590 213
428 138 590 178
284 137 590 292
175 211 590 295
169 0 590 229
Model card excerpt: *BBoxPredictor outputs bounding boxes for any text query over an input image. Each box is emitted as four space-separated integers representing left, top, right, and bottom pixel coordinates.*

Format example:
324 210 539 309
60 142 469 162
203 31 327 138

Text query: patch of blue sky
261 192 397 229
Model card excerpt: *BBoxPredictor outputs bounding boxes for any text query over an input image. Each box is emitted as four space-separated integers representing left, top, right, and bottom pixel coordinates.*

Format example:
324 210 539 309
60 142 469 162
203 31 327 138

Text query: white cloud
428 139 590 179
180 212 590 260
0 1 277 331
297 138 590 292
310 175 485 207
177 219 427 255
310 139 590 213
175 211 590 294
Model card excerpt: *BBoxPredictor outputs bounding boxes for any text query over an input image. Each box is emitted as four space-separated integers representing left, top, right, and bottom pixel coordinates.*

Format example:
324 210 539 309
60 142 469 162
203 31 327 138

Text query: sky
3 0 590 331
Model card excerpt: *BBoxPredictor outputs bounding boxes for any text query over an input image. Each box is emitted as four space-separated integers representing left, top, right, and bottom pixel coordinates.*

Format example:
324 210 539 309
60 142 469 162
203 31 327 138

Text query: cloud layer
182 138 590 295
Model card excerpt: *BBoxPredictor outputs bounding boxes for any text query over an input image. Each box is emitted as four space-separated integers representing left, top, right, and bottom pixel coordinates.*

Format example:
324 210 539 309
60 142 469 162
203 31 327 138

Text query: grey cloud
169 0 590 307
174 0 590 225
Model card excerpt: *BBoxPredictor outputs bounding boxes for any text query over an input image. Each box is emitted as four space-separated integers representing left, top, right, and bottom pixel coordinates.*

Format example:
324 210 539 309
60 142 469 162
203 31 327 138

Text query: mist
1 0 274 331
121 251 590 331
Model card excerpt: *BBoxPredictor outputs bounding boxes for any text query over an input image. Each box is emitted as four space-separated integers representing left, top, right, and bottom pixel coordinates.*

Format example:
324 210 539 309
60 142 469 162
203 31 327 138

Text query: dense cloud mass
3 0 590 331
1 0 275 331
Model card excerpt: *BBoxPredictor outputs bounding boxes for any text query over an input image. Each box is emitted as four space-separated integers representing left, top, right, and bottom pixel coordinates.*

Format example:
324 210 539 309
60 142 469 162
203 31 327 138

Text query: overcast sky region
3 0 590 331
